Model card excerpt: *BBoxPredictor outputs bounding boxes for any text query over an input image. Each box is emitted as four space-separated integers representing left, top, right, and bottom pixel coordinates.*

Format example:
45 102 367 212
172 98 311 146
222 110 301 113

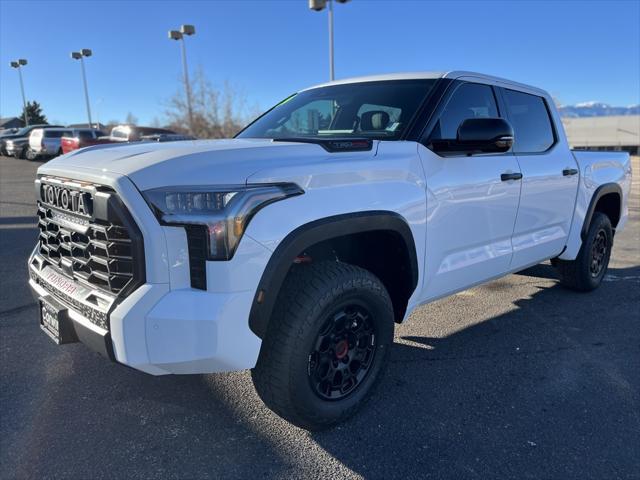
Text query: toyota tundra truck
28 72 631 430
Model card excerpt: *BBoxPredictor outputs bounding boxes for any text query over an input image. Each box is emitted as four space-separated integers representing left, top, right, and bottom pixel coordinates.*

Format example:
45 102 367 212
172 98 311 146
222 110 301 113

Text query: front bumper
29 276 115 359
27 167 270 375
6 143 24 156
28 258 262 375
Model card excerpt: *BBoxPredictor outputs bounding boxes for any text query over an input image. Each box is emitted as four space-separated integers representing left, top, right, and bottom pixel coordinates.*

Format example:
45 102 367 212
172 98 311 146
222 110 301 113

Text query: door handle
501 172 523 181
563 168 578 176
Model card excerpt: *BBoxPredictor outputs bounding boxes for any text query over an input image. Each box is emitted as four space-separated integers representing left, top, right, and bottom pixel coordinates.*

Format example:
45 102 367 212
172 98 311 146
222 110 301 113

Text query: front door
417 81 522 301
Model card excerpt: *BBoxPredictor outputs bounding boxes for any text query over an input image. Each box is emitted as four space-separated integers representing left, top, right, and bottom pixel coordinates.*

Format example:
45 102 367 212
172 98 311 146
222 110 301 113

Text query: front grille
37 207 133 293
35 177 145 297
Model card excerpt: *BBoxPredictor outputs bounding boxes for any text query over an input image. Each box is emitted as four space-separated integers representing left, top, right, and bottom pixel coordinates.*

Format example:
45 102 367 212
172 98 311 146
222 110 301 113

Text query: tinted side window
430 83 498 141
78 131 93 140
503 89 555 153
45 131 64 138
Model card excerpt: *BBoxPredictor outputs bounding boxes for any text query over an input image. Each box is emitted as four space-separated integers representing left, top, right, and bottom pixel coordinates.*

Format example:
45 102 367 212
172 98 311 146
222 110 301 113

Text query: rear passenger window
503 89 555 153
429 83 499 141
45 131 66 138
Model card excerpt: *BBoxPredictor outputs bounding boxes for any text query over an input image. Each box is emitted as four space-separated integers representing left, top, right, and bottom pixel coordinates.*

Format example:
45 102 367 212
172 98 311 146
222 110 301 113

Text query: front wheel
251 261 394 431
555 212 613 291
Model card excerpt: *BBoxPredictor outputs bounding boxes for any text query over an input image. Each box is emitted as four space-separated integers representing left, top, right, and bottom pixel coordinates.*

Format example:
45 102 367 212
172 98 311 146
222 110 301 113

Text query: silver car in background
27 128 73 160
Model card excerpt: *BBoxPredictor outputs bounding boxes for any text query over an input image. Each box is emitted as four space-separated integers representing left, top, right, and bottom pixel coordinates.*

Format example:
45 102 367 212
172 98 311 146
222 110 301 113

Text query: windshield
237 79 437 141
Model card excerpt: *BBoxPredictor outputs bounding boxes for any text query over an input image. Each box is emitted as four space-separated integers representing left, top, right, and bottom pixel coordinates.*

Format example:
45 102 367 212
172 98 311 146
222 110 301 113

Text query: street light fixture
168 24 196 133
71 49 93 127
9 58 29 127
309 0 350 81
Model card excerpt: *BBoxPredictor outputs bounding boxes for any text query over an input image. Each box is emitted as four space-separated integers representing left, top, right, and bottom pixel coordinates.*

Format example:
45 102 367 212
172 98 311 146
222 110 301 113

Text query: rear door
78 130 93 147
29 129 43 151
44 130 68 154
499 88 579 267
417 81 523 301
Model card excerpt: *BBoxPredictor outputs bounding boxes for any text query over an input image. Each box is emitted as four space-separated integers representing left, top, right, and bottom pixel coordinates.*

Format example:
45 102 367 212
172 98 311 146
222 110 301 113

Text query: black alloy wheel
590 229 608 277
308 303 377 401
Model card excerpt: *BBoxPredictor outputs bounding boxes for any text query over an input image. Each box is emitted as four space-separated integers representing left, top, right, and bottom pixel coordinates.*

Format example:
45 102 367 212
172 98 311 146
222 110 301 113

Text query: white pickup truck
28 72 631 430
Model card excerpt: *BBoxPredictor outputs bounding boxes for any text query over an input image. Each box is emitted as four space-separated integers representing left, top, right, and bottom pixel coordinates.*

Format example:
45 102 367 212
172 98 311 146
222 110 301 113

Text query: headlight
143 184 303 260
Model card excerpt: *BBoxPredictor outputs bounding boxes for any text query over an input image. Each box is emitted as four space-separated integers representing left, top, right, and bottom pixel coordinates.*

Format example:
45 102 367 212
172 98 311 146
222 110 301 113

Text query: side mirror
432 117 514 155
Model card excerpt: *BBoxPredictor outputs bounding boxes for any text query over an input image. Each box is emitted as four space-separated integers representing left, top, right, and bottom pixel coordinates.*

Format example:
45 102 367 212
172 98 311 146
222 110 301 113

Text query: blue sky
1 0 639 126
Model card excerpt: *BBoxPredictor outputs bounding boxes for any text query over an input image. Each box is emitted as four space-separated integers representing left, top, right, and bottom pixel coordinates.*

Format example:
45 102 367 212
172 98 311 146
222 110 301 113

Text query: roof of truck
303 71 549 97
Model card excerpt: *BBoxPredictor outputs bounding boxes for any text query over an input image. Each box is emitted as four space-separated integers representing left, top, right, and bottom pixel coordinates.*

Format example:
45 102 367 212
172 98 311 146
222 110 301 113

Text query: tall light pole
168 24 196 133
309 0 350 81
71 49 93 127
10 59 29 127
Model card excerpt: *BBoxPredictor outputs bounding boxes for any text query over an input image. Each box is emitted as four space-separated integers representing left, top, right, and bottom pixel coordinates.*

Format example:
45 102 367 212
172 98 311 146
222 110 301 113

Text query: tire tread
251 261 393 430
555 212 612 291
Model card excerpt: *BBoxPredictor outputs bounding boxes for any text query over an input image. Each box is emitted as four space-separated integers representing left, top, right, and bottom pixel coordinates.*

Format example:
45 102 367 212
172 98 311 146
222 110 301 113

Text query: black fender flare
248 211 419 339
581 183 622 240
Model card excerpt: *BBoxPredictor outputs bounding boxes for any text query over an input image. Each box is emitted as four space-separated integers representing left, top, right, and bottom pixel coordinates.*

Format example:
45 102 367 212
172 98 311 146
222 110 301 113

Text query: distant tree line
164 67 258 139
13 69 257 139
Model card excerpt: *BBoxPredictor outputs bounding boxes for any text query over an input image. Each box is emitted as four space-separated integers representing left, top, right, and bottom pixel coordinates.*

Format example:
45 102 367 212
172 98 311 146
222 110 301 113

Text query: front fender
247 211 419 339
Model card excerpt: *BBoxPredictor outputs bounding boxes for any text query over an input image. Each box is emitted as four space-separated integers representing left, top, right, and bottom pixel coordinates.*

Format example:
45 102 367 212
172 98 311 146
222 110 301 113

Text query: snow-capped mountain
559 102 639 118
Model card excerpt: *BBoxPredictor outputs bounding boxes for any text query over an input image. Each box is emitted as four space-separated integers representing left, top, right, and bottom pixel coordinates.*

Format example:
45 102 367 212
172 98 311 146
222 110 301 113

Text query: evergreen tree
20 101 48 125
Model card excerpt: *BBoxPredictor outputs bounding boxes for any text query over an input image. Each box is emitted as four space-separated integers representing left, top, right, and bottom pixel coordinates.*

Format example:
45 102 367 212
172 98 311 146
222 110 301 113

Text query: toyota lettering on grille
41 183 92 217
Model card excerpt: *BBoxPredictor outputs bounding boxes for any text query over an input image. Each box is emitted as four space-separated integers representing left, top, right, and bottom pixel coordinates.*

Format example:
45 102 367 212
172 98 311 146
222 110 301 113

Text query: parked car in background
27 127 73 160
0 124 62 156
105 125 177 143
0 128 20 154
60 129 108 154
4 137 30 159
0 128 19 137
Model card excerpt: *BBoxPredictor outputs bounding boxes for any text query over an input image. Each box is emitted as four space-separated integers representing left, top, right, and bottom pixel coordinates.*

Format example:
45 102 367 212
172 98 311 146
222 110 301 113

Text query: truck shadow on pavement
307 265 640 479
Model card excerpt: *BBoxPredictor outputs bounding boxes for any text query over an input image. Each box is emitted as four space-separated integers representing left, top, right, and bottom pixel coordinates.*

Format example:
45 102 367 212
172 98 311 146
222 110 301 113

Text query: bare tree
165 67 255 139
125 112 138 125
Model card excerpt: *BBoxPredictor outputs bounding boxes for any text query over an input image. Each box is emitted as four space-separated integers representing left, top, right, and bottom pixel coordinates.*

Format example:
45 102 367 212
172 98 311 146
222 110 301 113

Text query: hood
1 133 27 141
40 138 376 191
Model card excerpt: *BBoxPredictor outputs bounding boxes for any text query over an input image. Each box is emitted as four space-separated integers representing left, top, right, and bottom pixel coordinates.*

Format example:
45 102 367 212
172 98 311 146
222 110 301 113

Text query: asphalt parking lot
1 154 638 479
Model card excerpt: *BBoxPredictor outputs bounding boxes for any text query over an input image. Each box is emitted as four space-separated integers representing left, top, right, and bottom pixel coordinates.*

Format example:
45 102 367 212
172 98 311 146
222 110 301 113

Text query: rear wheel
251 261 394 430
555 212 613 291
25 148 36 161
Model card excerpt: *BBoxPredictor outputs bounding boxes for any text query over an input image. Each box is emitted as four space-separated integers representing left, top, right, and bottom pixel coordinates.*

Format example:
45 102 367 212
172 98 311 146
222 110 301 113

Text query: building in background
562 116 640 154
0 117 24 129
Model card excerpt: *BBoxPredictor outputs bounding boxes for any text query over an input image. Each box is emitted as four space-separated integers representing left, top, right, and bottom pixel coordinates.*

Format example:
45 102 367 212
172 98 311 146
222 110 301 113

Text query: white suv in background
28 128 73 160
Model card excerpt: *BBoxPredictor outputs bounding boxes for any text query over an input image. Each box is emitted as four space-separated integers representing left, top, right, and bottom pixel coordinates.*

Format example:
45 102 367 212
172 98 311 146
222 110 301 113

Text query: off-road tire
555 212 612 291
251 261 394 431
